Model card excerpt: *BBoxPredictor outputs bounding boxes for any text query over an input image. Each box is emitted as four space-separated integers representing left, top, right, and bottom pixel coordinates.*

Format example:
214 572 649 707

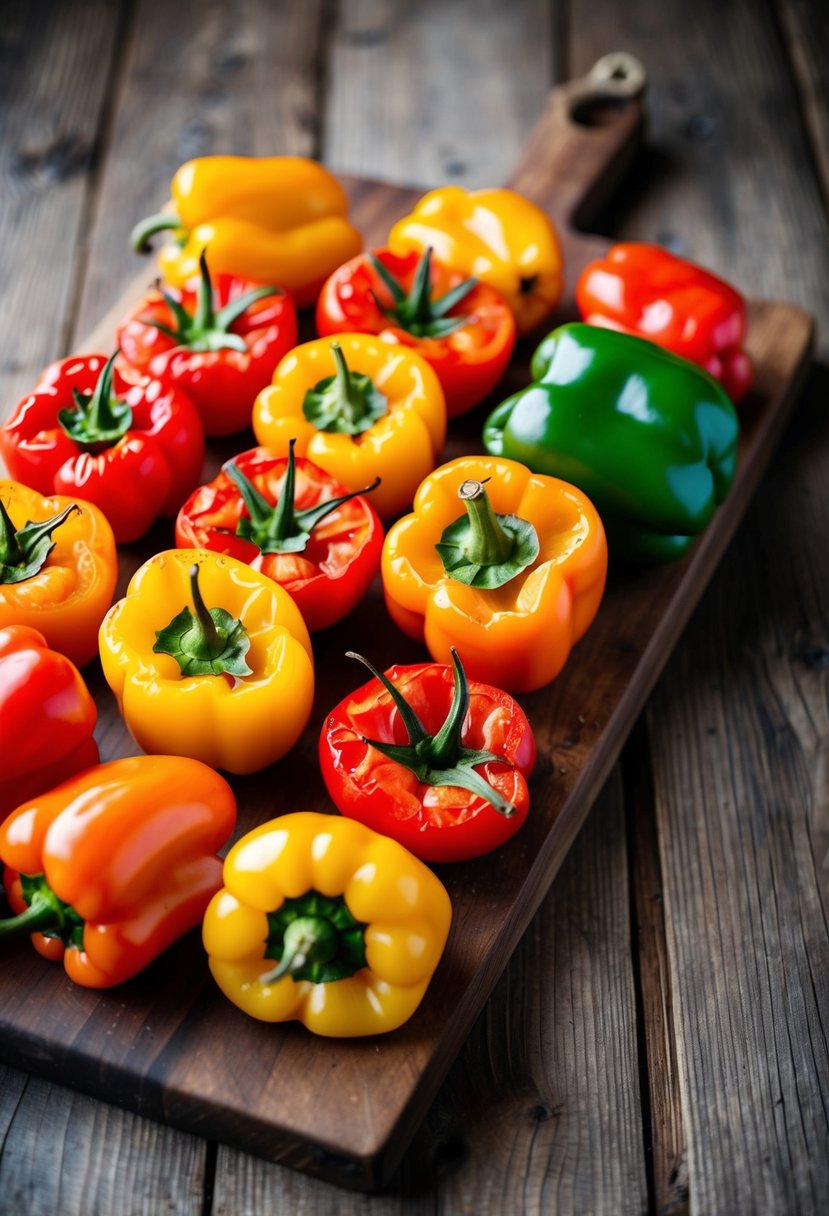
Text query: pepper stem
0 893 63 939
130 212 182 252
152 563 252 678
189 564 224 656
259 915 339 984
368 247 477 338
457 480 515 565
0 500 80 585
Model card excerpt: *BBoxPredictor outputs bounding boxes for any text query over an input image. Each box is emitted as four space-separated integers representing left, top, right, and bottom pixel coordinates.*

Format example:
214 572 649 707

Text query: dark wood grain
0 93 814 1187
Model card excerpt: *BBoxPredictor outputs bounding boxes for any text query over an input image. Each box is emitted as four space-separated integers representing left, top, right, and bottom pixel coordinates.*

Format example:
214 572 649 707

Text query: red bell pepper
117 252 298 436
0 625 98 820
319 650 535 863
175 441 382 632
0 353 204 543
316 247 516 417
575 242 752 402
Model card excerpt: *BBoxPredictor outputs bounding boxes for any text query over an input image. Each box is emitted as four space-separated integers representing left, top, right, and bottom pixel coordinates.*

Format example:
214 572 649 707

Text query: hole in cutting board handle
568 51 647 128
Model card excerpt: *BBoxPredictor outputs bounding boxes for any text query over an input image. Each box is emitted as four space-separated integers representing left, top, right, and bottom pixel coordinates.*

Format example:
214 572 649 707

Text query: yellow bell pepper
0 480 117 668
382 456 607 693
252 334 447 518
202 811 452 1036
387 186 563 336
130 156 363 309
99 549 314 775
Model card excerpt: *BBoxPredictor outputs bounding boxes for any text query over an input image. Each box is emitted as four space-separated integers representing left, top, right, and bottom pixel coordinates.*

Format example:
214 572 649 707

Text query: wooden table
1 2 827 1212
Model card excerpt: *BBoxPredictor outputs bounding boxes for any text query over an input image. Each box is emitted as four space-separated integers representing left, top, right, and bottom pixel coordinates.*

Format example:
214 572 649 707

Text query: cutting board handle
507 52 646 249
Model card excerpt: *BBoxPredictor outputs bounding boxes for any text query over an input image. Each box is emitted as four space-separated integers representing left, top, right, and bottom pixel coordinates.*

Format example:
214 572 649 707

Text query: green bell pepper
483 322 740 562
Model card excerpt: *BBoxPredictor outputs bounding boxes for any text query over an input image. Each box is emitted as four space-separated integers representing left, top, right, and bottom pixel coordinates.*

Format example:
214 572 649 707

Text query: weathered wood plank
571 0 829 1210
212 775 647 1214
776 0 829 215
72 0 325 344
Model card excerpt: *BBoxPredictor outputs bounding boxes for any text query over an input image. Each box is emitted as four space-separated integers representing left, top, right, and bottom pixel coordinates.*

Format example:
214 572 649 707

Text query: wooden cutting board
0 62 814 1191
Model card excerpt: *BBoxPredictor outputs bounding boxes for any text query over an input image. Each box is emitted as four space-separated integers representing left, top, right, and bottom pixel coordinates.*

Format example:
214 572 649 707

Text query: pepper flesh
202 811 452 1036
387 186 563 336
576 242 752 402
0 625 98 820
483 322 740 562
131 156 363 309
252 334 447 519
99 549 314 774
382 456 607 692
0 480 117 667
0 756 236 987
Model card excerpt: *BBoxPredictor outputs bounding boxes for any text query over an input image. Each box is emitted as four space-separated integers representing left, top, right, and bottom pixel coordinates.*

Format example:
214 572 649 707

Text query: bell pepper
483 322 740 563
130 155 363 309
99 549 314 775
0 480 117 668
0 625 98 820
316 246 516 417
252 334 446 519
117 252 298 437
202 810 452 1035
382 455 607 693
320 649 535 862
175 441 382 633
387 186 563 336
576 242 753 402
0 352 205 543
0 756 236 988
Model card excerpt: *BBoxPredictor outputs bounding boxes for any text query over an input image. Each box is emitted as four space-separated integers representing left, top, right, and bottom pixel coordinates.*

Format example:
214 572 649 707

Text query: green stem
130 212 182 253
0 894 62 939
189 564 224 656
260 915 338 983
346 651 429 744
423 648 468 767
456 480 515 565
368 247 477 338
331 342 360 422
0 499 80 584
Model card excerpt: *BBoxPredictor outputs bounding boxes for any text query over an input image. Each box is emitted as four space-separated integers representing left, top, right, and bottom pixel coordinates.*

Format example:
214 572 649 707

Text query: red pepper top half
576 242 752 402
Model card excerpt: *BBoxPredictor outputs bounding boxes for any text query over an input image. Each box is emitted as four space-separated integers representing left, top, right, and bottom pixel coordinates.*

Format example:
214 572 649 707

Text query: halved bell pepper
387 186 563 336
0 756 236 988
130 155 363 309
0 480 117 668
483 322 740 562
382 455 607 693
0 625 98 820
576 242 752 401
202 811 452 1036
175 441 382 632
252 334 446 518
99 549 314 774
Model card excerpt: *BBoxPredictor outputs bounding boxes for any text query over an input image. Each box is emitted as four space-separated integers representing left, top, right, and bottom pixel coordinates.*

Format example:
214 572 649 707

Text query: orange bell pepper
382 456 607 692
0 479 117 668
387 186 563 336
0 756 236 988
252 334 446 518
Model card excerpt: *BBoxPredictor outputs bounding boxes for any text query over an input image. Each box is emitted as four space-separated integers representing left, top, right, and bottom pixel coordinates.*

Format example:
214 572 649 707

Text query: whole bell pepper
0 625 98 820
202 811 452 1036
117 252 298 436
387 186 563 336
0 756 236 988
130 155 363 309
175 441 382 633
320 650 535 863
576 242 753 402
252 334 446 519
483 322 740 563
0 353 204 542
382 455 607 693
99 549 314 775
0 480 117 668
316 246 516 417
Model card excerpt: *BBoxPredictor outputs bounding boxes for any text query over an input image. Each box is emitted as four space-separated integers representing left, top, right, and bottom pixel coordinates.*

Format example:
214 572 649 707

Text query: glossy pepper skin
573 243 748 403
175 445 382 633
576 242 753 402
387 187 563 336
130 156 363 309
252 334 446 519
484 323 740 563
0 353 204 542
316 247 516 417
99 549 314 775
382 456 607 693
117 256 298 437
0 625 98 820
202 811 452 1035
0 480 117 668
0 756 236 988
320 651 536 862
